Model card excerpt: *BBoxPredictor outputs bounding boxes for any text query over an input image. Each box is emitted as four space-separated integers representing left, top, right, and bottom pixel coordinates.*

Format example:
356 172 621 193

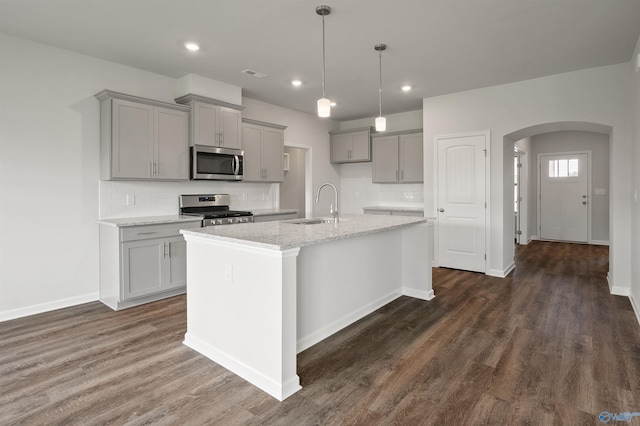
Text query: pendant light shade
375 43 387 132
316 5 331 117
317 98 331 117
375 116 387 132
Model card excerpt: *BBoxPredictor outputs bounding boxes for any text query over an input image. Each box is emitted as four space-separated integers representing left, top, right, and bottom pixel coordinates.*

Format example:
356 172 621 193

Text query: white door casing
435 131 488 273
538 152 590 243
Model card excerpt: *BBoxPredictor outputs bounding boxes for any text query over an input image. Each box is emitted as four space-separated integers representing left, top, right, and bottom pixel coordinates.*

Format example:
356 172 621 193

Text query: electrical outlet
225 264 233 283
126 194 135 206
242 192 247 201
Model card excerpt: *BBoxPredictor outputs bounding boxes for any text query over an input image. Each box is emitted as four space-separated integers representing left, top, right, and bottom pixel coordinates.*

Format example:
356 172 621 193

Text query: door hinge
517 163 522 168
484 254 486 260
516 230 522 235
485 201 487 208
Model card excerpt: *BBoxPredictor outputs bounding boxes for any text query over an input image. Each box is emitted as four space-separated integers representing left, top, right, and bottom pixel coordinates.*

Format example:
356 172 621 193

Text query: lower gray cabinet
99 221 201 310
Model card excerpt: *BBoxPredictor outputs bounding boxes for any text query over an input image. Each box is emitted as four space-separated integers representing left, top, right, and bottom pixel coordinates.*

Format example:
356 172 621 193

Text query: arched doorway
503 121 612 270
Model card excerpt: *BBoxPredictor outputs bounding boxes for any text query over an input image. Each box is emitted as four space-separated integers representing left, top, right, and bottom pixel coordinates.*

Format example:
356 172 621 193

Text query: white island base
181 216 434 401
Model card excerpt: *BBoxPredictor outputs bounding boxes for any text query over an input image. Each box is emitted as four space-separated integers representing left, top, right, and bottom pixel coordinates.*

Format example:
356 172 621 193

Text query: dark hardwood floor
2 241 639 425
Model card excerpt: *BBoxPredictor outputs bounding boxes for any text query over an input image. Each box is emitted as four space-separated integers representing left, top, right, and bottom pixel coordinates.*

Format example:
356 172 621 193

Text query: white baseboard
590 240 610 246
607 272 630 296
183 333 301 401
488 261 515 278
630 295 640 327
403 287 435 301
0 292 99 322
296 289 402 353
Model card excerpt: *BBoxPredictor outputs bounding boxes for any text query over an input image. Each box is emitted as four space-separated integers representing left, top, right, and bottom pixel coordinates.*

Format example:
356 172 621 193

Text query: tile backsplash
99 180 277 219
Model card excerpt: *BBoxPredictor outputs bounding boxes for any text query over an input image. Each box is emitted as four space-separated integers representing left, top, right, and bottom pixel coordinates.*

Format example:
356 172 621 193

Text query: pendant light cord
378 49 382 117
322 14 326 98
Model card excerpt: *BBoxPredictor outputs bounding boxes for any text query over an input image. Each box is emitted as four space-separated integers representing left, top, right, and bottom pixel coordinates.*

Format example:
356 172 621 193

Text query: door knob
582 201 587 205
438 208 445 212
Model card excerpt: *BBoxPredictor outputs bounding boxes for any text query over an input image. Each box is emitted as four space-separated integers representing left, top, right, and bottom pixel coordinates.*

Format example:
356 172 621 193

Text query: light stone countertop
96 215 203 227
363 206 425 213
251 208 298 217
180 214 433 251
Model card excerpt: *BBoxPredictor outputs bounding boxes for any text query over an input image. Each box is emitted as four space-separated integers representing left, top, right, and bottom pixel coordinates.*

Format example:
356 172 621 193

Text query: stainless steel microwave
191 145 244 181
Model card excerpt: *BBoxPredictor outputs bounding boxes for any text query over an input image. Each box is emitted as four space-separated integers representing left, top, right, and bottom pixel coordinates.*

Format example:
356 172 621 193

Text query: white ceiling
1 0 639 121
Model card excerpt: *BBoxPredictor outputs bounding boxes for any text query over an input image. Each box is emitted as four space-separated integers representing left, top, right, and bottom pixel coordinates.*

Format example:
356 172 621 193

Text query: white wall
529 131 610 243
339 110 424 214
423 63 633 287
0 33 337 320
631 35 640 320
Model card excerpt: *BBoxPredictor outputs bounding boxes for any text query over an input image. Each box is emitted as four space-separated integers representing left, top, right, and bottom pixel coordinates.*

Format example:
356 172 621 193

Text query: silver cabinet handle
438 208 445 212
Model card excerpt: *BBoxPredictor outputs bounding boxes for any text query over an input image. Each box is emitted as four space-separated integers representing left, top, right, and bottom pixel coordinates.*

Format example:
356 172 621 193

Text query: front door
539 153 589 242
436 132 487 273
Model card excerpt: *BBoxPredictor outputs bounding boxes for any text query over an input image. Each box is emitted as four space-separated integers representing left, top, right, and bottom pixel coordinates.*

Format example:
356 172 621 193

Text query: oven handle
233 155 240 175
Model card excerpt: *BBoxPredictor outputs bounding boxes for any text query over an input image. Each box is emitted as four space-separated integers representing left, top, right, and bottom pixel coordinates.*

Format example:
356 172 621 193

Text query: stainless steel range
179 194 253 227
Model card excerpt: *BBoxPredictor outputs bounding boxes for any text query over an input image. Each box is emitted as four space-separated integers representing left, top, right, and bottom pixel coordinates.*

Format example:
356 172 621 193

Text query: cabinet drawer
121 221 201 242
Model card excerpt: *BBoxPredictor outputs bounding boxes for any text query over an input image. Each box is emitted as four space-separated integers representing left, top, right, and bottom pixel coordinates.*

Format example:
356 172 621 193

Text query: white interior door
436 133 487 273
539 153 589 242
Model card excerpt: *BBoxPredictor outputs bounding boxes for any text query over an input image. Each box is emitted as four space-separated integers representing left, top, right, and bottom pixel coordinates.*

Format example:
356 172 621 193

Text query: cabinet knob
438 208 445 213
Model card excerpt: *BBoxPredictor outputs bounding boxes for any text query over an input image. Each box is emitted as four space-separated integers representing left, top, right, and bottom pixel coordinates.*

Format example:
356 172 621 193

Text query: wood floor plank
1 241 639 425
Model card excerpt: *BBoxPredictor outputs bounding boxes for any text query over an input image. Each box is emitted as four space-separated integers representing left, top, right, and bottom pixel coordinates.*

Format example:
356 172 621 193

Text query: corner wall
631 35 640 323
423 63 633 287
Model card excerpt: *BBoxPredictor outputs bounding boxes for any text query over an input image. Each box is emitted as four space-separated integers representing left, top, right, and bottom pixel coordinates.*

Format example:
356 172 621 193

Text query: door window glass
548 159 579 178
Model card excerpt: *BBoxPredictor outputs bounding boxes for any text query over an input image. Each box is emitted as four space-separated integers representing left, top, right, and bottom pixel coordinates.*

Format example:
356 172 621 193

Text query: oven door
191 145 244 180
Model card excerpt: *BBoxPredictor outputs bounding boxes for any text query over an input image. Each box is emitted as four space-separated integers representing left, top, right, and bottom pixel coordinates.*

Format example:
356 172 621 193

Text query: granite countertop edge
96 215 203 227
180 214 429 251
362 206 425 212
251 208 298 216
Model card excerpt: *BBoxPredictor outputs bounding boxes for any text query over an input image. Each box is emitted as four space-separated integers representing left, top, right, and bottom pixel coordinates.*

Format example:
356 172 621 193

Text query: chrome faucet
315 183 339 225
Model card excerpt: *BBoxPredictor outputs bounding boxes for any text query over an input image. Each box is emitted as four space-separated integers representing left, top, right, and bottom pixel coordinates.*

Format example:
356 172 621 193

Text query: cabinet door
262 128 284 182
122 239 163 300
165 237 187 290
400 133 423 183
112 99 153 178
219 107 242 149
372 136 400 183
349 130 371 162
331 133 351 162
155 107 188 180
241 123 263 181
194 102 219 146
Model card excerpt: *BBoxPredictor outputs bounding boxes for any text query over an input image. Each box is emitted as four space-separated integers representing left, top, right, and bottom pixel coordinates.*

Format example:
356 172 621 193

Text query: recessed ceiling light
185 42 200 51
401 85 412 92
291 80 302 87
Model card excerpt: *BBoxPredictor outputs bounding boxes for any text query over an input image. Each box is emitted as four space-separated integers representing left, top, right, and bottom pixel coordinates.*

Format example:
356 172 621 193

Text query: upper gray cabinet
372 130 423 183
242 119 286 182
175 94 244 149
96 90 190 181
329 127 373 163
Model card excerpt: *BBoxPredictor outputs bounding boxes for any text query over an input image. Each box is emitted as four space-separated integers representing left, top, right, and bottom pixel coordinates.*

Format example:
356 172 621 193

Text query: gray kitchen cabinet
99 220 201 310
96 90 190 181
242 119 286 182
330 127 373 163
175 94 244 149
372 130 423 183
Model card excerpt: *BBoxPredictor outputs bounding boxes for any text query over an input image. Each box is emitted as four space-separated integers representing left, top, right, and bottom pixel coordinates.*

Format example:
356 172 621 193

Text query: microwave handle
233 155 240 175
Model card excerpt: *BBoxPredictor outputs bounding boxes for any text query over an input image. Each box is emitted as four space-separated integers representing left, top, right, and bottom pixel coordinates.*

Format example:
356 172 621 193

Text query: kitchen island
180 214 434 400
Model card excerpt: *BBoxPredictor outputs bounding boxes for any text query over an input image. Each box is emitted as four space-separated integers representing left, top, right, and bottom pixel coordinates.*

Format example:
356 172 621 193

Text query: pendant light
375 43 387 131
316 5 331 117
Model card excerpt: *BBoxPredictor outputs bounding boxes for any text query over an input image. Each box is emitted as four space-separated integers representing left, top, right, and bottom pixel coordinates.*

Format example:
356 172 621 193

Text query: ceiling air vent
241 69 268 79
